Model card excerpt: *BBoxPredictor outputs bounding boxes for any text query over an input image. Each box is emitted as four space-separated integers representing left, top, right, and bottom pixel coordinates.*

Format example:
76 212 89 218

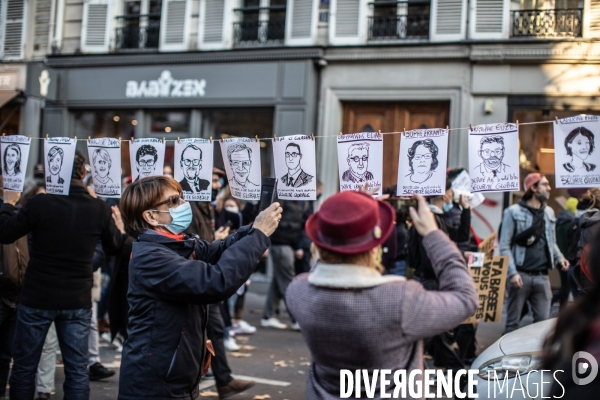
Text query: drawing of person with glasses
342 142 374 183
227 143 258 188
280 143 314 188
405 139 439 184
473 136 510 178
179 144 210 194
134 144 158 181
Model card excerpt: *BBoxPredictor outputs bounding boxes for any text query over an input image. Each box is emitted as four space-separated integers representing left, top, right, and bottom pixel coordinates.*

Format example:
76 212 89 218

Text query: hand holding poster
129 138 166 182
87 138 122 198
337 132 383 196
220 138 261 201
396 129 448 196
469 123 520 193
174 138 213 202
44 137 77 195
553 115 600 188
1 135 31 192
273 135 317 201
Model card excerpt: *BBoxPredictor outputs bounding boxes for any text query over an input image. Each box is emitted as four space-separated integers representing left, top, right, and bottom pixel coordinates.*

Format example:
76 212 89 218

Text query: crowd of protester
0 150 598 400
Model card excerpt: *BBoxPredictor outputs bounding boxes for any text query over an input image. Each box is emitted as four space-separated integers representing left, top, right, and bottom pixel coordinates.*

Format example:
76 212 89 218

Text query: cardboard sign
464 256 508 324
478 232 497 261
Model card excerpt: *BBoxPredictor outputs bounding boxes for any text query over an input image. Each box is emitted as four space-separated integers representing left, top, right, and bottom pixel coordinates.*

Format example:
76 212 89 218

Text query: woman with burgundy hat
286 192 478 398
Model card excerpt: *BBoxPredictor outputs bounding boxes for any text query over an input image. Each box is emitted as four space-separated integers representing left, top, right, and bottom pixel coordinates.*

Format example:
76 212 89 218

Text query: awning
0 91 20 109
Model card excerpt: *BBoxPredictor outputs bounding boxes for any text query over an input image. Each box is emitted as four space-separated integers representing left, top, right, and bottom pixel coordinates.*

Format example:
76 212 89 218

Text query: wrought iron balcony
511 8 582 38
368 14 429 40
233 19 286 46
115 15 161 50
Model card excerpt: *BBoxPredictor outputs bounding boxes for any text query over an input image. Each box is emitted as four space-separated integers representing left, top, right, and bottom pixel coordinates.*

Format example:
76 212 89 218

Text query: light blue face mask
154 202 193 234
443 202 454 213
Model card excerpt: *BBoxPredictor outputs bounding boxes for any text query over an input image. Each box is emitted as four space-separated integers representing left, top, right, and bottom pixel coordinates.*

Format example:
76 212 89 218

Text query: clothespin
28 135 31 141
255 135 259 142
311 133 315 141
46 134 49 140
273 134 277 141
446 125 449 131
516 120 519 125
162 137 165 144
209 136 213 144
555 116 559 124
131 136 135 143
469 124 473 132
74 136 77 141
118 137 122 142
339 132 343 138
88 136 91 143
2 133 5 137
220 136 224 143
177 137 180 143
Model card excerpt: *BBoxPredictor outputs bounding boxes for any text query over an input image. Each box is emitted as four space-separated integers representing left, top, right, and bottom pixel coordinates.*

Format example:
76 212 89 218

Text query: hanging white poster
129 138 165 182
396 128 448 196
553 115 600 188
337 132 383 196
1 135 31 193
272 135 316 201
87 138 122 198
44 137 77 195
174 138 213 202
451 170 485 209
469 123 520 193
220 137 261 201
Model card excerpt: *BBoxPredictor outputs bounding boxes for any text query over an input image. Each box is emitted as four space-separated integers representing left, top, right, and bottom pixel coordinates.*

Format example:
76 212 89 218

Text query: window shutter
329 0 367 45
584 0 600 38
1 0 26 59
160 0 191 51
80 0 110 53
430 0 466 42
285 0 318 46
198 0 227 50
469 0 509 39
33 0 52 56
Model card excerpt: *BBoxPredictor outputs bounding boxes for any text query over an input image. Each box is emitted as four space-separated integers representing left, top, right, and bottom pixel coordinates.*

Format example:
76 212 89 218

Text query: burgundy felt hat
306 191 395 255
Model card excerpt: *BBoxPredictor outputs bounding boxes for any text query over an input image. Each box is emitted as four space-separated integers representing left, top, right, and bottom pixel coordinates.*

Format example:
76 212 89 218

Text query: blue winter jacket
118 225 270 400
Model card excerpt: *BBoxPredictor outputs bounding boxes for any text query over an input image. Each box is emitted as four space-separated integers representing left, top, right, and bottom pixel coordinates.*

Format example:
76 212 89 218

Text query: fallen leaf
253 395 271 399
229 352 252 358
200 391 219 397
274 360 288 367
300 362 310 366
238 345 256 351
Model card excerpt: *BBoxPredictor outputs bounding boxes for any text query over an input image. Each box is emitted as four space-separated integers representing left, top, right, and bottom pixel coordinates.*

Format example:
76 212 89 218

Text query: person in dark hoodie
499 173 569 334
552 196 578 307
117 176 281 400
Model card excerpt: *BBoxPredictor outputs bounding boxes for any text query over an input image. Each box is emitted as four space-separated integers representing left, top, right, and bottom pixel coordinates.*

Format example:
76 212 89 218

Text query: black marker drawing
179 144 210 194
473 136 510 178
341 142 374 183
47 146 65 184
92 148 117 192
3 143 21 177
135 144 158 181
405 139 438 184
563 126 596 173
280 143 314 188
227 143 258 188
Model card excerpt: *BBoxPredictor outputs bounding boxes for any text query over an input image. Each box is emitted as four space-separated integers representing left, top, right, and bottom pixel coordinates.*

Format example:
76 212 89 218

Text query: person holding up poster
553 115 600 188
44 138 77 196
272 135 317 201
337 132 383 196
1 135 31 193
220 138 261 201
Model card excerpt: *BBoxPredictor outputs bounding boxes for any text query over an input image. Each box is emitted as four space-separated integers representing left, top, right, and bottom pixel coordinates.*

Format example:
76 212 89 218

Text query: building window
368 0 430 41
511 0 583 38
115 0 162 50
233 0 286 46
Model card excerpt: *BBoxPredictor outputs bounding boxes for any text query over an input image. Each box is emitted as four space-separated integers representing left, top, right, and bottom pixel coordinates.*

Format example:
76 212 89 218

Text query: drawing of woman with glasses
405 139 439 184
342 142 374 183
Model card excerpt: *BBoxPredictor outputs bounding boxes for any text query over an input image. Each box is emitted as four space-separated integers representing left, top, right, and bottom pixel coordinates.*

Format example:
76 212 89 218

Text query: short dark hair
407 139 439 174
565 126 595 156
72 150 87 180
136 145 158 163
227 143 252 163
480 135 504 149
120 176 182 236
522 174 546 201
286 143 301 155
181 144 202 161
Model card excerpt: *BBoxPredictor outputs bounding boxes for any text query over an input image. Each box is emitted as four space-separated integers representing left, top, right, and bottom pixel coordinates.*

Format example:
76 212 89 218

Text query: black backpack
567 209 600 266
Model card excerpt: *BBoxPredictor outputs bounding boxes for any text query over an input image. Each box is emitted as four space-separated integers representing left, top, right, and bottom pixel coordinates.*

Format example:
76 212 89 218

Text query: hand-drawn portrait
473 136 510 178
135 144 158 180
341 142 374 183
179 144 210 194
3 143 21 177
563 126 596 173
280 143 314 188
227 143 258 188
92 148 115 188
405 139 438 184
47 146 65 184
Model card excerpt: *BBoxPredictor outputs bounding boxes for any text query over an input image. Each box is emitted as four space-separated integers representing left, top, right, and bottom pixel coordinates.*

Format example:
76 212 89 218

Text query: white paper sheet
272 135 317 201
337 132 383 196
1 135 31 193
220 138 262 201
44 137 77 195
174 138 214 202
87 138 122 198
129 138 166 182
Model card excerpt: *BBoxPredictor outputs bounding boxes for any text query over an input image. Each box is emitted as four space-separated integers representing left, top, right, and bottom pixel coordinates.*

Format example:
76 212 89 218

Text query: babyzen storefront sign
125 70 206 98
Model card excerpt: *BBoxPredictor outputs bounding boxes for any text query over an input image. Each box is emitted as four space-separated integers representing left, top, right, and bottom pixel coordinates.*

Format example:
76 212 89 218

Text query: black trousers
207 304 233 387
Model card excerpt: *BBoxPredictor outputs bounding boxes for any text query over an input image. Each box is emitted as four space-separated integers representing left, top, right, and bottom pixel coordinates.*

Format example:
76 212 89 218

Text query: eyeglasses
152 194 183 209
138 160 156 167
182 159 201 167
413 154 432 160
232 161 251 168
349 156 368 163
285 152 301 159
481 149 504 157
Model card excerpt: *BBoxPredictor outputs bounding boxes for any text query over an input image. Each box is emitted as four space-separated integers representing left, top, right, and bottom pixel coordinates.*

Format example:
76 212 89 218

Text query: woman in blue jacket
118 176 281 400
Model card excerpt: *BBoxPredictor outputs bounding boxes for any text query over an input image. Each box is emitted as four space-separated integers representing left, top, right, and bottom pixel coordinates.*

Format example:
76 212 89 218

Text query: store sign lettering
125 70 206 98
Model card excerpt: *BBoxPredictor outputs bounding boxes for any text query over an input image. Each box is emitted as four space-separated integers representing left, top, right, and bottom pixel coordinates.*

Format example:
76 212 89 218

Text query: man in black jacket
261 200 304 330
0 151 125 400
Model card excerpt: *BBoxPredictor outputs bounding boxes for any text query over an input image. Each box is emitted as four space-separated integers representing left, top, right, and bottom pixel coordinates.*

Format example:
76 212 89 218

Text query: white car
471 319 557 399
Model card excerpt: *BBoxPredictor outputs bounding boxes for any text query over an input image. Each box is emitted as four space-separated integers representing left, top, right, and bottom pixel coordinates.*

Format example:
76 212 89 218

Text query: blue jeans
9 304 92 400
0 300 16 397
389 260 407 276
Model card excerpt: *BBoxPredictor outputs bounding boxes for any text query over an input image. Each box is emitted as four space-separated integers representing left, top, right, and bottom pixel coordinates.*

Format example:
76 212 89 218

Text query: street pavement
41 281 530 400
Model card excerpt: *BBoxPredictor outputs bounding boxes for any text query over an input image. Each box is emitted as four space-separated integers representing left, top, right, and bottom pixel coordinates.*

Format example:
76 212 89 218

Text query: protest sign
44 137 77 195
220 137 262 201
337 132 383 196
464 256 508 324
174 138 213 202
129 138 165 182
87 138 121 198
273 135 316 201
1 135 31 192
